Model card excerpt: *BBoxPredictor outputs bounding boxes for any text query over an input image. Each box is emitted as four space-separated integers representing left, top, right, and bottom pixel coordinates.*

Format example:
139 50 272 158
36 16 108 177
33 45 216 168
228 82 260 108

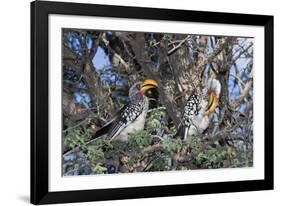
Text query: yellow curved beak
204 92 219 116
140 79 158 93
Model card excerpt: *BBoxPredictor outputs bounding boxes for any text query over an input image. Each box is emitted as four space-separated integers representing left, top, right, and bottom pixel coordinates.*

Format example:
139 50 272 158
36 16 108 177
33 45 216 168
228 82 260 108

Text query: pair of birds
93 78 221 142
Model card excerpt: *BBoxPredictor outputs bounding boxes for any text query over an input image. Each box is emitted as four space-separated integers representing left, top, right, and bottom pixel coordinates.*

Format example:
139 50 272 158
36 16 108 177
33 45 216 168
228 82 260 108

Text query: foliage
63 112 252 175
63 128 91 152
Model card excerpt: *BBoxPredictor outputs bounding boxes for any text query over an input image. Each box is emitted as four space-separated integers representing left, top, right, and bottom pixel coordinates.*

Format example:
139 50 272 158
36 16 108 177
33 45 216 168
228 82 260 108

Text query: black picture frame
31 0 274 204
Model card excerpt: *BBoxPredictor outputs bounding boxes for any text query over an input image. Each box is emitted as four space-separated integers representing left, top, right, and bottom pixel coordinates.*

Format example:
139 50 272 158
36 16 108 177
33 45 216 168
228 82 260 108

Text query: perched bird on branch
94 79 158 142
63 79 158 155
176 78 221 140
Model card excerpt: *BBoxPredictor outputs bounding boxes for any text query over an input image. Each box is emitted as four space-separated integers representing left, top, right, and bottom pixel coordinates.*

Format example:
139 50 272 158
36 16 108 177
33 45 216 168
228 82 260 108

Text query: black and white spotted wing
182 93 201 128
106 101 145 140
176 93 201 139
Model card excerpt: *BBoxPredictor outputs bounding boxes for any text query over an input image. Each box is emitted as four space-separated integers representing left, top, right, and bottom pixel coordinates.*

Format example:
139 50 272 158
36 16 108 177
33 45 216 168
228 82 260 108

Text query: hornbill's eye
136 84 141 90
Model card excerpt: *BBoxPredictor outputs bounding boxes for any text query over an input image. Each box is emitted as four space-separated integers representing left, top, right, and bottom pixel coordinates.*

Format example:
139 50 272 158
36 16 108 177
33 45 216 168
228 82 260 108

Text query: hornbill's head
129 79 158 102
203 78 221 116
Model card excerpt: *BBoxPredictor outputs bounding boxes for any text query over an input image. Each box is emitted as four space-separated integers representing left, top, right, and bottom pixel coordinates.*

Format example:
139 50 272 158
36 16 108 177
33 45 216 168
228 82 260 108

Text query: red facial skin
136 89 143 97
136 84 143 97
207 89 215 97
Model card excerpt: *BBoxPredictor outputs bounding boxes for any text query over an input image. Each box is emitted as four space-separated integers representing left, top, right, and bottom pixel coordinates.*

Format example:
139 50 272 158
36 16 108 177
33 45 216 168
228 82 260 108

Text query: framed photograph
31 0 274 204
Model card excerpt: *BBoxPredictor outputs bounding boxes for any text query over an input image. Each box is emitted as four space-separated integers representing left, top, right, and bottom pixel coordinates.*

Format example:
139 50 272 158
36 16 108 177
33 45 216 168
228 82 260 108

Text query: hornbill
177 78 221 140
63 79 158 155
93 79 158 142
